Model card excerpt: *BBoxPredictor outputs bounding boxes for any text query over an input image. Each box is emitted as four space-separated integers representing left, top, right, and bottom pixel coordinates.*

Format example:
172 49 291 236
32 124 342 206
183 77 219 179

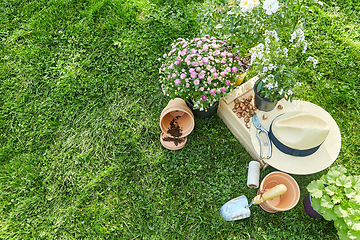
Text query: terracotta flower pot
160 98 195 138
258 171 300 213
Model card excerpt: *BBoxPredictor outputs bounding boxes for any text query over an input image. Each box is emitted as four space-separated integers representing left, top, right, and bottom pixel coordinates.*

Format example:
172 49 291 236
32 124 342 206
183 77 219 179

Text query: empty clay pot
160 98 195 138
258 171 300 213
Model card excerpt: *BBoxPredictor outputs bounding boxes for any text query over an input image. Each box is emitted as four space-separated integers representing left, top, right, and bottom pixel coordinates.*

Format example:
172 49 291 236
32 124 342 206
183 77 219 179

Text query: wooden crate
217 76 269 167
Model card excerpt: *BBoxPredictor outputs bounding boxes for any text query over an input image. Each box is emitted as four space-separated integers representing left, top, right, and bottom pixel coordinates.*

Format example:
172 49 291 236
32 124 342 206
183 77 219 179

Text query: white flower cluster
289 29 308 53
306 56 319 68
239 0 279 15
262 0 279 15
240 0 260 12
313 0 323 6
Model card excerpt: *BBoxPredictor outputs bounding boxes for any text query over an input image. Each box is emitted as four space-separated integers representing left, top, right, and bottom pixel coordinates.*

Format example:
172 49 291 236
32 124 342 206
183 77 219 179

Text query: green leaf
326 168 342 184
332 194 344 205
351 176 360 191
322 208 338 221
321 195 335 209
336 229 352 240
334 218 348 231
311 197 322 212
325 185 338 196
307 180 324 198
345 188 356 199
336 175 353 188
335 205 349 218
344 213 360 231
348 229 360 240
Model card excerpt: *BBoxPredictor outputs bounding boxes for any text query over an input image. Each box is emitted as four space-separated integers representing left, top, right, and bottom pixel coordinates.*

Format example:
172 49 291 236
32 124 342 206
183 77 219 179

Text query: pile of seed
232 96 257 128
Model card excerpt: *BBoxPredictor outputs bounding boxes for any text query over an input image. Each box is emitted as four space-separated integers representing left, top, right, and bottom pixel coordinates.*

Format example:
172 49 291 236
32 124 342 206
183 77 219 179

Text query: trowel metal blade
219 195 251 221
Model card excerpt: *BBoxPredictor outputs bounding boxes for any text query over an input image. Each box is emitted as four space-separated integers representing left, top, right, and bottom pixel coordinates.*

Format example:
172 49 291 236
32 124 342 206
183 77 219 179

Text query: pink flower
180 73 186 79
196 67 201 72
227 52 233 57
197 41 203 47
200 87 204 91
226 80 231 86
217 89 221 94
221 87 226 92
169 63 174 69
167 75 171 79
190 49 197 54
202 57 209 64
220 72 226 77
206 65 211 70
191 72 197 79
203 44 209 51
189 68 195 73
213 50 220 55
225 67 231 73
201 95 208 101
181 49 187 56
213 73 219 79
198 72 205 79
192 61 199 67
221 58 227 63
175 60 181 65
213 83 217 87
174 79 181 85
221 52 227 57
210 89 216 95
232 67 238 73
207 76 212 82
194 79 200 85
172 73 177 78
186 83 190 88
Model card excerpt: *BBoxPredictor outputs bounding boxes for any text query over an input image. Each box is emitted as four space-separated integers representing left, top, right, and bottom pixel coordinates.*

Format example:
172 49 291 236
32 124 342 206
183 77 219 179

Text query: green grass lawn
0 0 359 239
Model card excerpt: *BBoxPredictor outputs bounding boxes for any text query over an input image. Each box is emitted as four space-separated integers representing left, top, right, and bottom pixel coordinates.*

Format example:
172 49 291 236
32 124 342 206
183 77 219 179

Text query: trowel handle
253 184 287 204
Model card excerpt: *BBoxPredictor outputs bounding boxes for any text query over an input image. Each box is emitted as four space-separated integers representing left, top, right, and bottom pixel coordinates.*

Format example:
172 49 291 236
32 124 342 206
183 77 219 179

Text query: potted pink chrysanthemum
159 35 246 118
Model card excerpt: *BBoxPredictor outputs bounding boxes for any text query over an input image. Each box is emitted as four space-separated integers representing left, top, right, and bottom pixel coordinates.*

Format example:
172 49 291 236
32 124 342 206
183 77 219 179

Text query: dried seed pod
245 108 250 112
232 108 237 113
235 104 239 109
245 123 250 129
237 113 242 118
240 103 244 108
242 112 247 117
277 104 283 110
263 114 268 120
250 110 255 115
234 98 240 104
242 106 246 110
244 117 250 123
237 108 242 113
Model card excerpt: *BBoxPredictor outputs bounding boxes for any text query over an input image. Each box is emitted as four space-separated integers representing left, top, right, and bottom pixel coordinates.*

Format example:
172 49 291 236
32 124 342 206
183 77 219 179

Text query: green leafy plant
307 166 360 240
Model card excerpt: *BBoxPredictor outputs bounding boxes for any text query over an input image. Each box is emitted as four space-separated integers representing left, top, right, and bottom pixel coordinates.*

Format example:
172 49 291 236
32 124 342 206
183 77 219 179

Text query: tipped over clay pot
160 98 195 138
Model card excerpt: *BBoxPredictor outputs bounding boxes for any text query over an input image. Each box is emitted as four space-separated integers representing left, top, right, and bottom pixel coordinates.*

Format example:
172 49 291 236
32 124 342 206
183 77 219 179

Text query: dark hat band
269 124 322 157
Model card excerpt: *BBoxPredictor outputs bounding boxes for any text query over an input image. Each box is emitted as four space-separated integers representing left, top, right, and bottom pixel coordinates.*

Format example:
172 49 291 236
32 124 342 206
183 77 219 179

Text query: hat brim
250 100 341 175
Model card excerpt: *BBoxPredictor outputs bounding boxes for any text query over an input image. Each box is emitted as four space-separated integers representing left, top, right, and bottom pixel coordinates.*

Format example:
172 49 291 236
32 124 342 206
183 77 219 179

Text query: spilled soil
166 116 182 137
163 136 185 146
163 116 184 146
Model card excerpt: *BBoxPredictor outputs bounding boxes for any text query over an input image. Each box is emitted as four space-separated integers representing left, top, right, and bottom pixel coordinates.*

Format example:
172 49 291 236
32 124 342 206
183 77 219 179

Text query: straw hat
250 100 341 175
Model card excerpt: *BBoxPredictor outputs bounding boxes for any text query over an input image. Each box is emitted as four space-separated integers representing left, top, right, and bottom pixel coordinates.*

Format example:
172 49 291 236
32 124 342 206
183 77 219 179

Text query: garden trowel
219 184 287 221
